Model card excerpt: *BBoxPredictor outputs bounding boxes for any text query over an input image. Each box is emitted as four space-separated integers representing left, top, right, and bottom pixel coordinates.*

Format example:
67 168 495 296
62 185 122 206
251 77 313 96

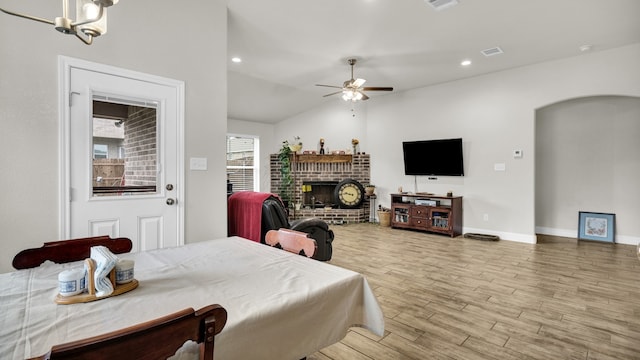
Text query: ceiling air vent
425 0 459 11
481 46 504 57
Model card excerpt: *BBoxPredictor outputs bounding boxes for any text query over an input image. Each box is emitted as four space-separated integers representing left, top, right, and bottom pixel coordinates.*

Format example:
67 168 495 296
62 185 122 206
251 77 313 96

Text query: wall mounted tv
402 138 464 176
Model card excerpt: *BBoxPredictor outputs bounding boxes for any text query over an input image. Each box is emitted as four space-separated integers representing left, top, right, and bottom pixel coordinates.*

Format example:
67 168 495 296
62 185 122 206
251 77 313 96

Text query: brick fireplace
270 154 371 224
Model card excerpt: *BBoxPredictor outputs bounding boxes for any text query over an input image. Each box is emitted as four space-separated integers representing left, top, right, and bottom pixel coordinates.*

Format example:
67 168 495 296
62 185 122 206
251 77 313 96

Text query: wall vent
425 0 459 11
481 46 504 57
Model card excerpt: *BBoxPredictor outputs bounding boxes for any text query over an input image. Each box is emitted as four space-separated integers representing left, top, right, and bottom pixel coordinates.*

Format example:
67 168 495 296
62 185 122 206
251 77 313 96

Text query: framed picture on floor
578 211 615 243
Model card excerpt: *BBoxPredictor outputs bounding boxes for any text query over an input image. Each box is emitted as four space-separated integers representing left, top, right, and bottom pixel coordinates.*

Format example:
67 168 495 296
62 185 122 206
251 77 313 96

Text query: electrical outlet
483 214 489 221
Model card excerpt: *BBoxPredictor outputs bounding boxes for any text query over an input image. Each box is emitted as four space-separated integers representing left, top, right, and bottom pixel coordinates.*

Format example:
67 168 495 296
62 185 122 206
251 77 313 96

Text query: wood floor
308 223 640 360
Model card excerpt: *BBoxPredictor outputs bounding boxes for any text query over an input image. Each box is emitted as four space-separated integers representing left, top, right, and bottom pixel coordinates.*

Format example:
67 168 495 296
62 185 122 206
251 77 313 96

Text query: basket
378 211 391 227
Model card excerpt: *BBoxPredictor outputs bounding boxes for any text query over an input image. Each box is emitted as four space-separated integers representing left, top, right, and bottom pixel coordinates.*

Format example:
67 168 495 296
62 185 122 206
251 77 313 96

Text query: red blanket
228 191 275 242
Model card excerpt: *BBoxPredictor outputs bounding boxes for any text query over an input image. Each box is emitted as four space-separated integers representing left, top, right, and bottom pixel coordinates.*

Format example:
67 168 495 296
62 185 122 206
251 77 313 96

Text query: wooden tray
55 258 138 305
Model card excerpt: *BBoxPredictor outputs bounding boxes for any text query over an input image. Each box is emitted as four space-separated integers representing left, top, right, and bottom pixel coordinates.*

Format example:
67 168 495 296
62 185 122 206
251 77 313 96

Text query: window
226 135 259 192
93 144 108 159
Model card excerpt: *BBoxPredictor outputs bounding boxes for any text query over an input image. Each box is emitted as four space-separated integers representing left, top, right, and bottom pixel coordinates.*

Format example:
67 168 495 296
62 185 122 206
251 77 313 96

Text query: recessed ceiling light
579 44 593 52
461 60 472 66
231 57 242 63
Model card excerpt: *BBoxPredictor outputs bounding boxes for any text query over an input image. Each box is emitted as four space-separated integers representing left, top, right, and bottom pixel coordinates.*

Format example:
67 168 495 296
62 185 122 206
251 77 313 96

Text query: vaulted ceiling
227 0 640 123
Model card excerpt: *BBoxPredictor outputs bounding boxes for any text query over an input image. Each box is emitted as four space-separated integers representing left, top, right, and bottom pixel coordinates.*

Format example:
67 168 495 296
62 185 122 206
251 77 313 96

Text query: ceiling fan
316 58 393 102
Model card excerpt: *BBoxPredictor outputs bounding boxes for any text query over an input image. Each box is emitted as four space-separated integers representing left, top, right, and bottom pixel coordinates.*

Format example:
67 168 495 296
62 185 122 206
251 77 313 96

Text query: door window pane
92 100 158 196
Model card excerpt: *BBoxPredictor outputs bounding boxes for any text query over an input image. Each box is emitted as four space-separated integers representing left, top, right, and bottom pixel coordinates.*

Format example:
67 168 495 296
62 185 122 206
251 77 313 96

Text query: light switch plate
494 163 506 171
513 149 523 158
190 157 208 171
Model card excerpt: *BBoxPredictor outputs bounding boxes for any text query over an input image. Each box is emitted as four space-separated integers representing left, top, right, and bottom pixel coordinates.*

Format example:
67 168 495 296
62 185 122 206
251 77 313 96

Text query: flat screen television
402 138 464 176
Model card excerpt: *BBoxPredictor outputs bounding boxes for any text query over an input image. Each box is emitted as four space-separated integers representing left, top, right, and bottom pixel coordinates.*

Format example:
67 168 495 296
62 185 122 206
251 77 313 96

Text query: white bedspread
0 237 384 359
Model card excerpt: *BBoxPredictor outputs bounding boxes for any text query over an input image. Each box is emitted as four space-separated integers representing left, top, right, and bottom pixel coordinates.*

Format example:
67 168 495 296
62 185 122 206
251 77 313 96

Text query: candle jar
58 268 85 297
115 259 135 284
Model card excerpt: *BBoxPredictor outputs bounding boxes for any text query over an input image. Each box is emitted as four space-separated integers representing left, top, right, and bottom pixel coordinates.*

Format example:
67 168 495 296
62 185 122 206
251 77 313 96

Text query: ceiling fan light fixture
317 58 393 102
342 90 363 102
353 78 366 88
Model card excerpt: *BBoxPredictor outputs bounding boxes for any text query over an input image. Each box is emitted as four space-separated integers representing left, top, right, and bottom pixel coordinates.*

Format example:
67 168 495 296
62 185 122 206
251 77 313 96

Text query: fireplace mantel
294 154 352 163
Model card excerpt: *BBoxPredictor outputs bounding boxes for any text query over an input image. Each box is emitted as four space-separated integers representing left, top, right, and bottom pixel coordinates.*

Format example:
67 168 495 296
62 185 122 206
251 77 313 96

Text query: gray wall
535 96 640 241
271 43 640 244
0 0 228 273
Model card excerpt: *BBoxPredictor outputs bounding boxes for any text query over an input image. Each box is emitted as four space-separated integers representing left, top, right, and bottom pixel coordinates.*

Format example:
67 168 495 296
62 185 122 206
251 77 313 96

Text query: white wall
227 118 276 192
274 101 369 156
270 43 640 244
0 1 228 273
536 96 640 243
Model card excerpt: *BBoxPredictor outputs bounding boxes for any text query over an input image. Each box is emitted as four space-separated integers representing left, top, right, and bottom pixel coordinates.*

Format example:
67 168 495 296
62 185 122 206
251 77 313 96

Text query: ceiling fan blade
322 91 343 97
359 91 370 101
362 86 393 91
316 84 343 89
352 78 366 88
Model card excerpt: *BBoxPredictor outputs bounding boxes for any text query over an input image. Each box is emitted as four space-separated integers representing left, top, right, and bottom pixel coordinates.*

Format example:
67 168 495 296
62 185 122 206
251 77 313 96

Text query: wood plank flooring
308 223 640 360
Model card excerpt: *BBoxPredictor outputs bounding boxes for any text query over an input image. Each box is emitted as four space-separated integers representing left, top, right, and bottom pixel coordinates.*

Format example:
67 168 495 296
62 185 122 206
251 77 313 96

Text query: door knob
166 198 176 205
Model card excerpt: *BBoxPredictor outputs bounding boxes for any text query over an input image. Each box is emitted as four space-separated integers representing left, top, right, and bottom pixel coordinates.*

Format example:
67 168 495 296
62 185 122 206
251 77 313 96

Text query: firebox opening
302 181 338 209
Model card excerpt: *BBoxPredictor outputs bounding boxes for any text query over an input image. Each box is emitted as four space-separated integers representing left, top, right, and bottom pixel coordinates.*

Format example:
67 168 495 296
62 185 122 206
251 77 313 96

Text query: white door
61 57 184 252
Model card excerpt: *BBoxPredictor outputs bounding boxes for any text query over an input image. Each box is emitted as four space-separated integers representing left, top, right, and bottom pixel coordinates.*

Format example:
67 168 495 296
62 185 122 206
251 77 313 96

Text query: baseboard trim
535 226 640 245
535 226 576 238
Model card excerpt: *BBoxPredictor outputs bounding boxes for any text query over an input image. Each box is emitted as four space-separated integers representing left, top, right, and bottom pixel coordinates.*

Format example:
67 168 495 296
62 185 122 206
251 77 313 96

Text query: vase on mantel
289 144 302 153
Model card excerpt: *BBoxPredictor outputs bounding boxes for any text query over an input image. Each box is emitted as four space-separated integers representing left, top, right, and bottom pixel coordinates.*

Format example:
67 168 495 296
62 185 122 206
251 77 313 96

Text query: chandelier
0 0 120 45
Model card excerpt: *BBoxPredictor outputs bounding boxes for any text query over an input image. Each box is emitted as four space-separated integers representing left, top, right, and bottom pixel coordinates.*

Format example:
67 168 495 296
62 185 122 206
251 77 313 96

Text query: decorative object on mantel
447 191 453 197
364 184 376 196
319 138 325 154
0 0 120 45
351 138 359 154
288 136 303 153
